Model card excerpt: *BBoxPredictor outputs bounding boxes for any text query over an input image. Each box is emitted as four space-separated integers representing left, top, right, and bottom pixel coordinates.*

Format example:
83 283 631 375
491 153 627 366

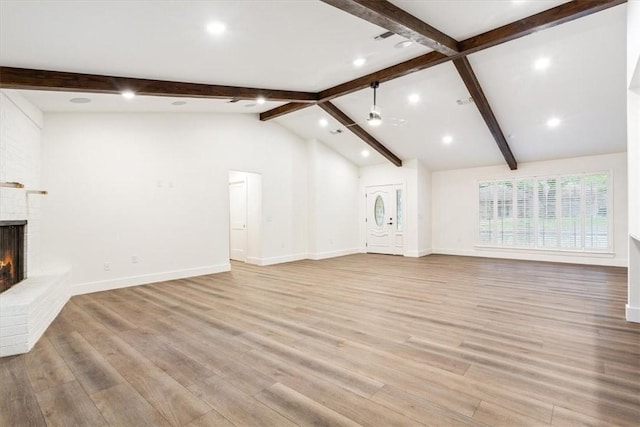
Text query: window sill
474 245 615 258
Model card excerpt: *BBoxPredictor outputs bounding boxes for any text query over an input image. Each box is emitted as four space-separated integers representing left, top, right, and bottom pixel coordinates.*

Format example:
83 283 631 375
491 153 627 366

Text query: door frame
228 170 262 265
365 183 406 255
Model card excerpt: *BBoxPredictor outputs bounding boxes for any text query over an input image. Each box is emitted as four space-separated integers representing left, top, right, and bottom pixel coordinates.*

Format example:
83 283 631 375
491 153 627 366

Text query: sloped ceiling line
319 101 403 167
453 57 517 170
320 0 518 169
261 0 625 118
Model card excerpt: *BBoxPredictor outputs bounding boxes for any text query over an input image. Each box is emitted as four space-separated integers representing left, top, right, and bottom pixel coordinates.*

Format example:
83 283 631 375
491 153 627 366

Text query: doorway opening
228 171 262 265
366 184 405 255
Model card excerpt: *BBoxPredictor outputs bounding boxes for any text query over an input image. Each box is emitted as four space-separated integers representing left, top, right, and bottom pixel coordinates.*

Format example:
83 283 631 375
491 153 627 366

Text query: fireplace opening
0 220 26 293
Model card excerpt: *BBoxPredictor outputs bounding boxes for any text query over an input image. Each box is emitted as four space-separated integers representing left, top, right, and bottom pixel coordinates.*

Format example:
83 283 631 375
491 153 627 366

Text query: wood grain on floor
1 254 638 426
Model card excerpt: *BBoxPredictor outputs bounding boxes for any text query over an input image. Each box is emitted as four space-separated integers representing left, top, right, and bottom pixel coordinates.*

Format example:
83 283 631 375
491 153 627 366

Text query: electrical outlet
132 256 139 264
103 262 111 271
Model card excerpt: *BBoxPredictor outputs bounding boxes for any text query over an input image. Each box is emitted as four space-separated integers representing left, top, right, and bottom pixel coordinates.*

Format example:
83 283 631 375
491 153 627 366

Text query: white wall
626 1 640 322
417 159 432 254
0 91 44 274
307 139 359 259
358 159 431 257
432 152 628 266
629 1 640 240
40 113 311 293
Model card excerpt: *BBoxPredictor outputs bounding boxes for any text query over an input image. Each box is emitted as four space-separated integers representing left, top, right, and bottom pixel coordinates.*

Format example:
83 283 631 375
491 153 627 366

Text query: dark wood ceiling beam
262 0 624 119
319 102 402 167
320 0 458 55
453 57 517 170
259 102 312 121
261 51 449 121
319 51 449 101
0 67 318 103
459 0 627 55
323 0 517 169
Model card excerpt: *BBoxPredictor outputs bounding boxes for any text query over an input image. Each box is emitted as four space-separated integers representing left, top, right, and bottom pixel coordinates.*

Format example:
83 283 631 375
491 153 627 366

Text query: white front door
366 184 404 255
229 180 247 261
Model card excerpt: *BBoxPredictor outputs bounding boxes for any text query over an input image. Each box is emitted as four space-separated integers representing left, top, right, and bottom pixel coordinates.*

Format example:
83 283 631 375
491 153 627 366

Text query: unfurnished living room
0 0 639 426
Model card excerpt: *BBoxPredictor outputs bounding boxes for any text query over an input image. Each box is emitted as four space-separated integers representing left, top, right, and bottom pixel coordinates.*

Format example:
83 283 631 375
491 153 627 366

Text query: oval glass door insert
374 195 384 226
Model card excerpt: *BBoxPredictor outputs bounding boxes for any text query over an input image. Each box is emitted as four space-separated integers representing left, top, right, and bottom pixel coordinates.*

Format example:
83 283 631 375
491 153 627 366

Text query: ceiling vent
456 97 474 105
329 129 343 135
374 31 394 41
226 99 240 103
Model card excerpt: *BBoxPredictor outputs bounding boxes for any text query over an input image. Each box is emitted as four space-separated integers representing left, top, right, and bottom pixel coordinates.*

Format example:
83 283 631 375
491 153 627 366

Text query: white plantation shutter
560 176 582 249
537 178 558 248
515 179 534 247
478 182 494 245
584 173 608 250
478 173 609 251
495 181 513 245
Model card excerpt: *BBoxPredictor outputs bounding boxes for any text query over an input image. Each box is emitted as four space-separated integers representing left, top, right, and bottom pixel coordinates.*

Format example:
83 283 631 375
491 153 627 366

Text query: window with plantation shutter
584 173 608 250
478 182 494 245
560 176 582 249
478 172 610 252
495 181 513 245
537 178 557 248
516 179 534 247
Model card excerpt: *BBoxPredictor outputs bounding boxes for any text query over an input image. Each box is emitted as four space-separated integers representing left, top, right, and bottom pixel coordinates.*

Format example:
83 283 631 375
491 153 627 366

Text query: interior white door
229 180 247 261
366 184 404 255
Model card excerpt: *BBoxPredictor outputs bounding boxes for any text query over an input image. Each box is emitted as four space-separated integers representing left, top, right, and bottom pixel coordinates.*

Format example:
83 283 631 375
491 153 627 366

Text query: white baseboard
256 253 307 266
626 304 640 323
308 248 359 260
432 248 626 267
245 256 262 266
72 263 231 296
405 249 433 258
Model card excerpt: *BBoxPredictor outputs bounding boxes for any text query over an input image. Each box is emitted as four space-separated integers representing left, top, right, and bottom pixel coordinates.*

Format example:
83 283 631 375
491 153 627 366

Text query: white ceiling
0 0 627 171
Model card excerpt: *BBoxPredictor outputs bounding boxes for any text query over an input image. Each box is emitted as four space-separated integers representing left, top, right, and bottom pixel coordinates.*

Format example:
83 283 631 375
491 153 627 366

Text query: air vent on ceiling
329 129 343 135
374 31 394 41
456 97 474 105
226 99 240 103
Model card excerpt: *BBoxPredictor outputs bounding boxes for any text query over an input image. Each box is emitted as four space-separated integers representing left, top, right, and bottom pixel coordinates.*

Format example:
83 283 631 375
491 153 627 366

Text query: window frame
475 170 613 255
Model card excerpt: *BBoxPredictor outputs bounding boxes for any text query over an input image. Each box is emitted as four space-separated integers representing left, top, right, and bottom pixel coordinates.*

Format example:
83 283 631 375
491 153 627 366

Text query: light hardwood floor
1 254 639 426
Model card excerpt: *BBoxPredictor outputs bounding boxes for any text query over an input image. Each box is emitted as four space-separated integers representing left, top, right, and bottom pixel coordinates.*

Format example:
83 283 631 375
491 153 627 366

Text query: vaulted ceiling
0 0 627 171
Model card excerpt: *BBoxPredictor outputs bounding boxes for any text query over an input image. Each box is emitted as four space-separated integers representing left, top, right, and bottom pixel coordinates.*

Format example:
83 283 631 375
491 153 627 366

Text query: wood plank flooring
1 254 638 426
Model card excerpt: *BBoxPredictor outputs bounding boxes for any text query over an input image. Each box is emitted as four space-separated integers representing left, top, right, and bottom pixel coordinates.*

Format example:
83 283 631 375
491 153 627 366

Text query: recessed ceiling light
69 97 91 104
442 135 453 144
172 101 187 106
256 97 266 105
395 40 413 49
353 57 366 68
121 90 135 100
206 21 226 35
534 57 551 71
361 150 370 157
319 118 328 127
546 117 561 128
408 93 420 104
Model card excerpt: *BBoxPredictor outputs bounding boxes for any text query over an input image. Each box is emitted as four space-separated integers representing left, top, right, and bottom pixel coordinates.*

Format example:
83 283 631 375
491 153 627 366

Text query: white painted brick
1 91 42 275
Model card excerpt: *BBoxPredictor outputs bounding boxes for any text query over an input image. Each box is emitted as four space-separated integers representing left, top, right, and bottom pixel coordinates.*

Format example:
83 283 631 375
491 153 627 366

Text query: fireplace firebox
0 220 26 293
